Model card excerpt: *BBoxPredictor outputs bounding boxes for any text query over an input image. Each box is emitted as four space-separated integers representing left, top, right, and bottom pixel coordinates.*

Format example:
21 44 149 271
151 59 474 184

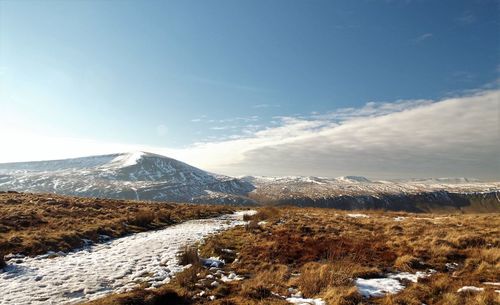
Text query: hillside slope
0 152 254 204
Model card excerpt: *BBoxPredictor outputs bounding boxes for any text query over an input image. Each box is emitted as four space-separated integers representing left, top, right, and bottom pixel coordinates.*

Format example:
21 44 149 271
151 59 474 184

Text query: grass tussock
174 264 203 289
87 287 190 305
393 254 420 272
178 246 200 266
126 209 156 227
323 286 363 305
245 206 281 222
242 285 272 300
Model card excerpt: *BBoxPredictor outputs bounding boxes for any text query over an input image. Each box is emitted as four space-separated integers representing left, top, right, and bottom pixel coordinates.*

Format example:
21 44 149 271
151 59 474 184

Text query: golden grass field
88 207 500 305
1 192 499 305
0 191 233 261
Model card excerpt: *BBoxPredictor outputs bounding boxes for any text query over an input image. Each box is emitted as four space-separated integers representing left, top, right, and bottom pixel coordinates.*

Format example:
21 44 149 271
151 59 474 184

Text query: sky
0 0 499 179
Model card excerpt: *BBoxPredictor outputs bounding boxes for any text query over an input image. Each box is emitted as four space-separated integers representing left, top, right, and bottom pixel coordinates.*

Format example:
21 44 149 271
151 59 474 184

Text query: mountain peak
336 176 371 183
108 151 164 167
0 152 254 203
110 151 146 166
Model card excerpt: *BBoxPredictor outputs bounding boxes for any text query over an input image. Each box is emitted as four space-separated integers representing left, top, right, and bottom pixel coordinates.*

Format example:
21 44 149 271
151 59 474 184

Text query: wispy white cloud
310 99 433 121
252 103 280 109
217 116 260 123
457 11 476 25
413 33 433 44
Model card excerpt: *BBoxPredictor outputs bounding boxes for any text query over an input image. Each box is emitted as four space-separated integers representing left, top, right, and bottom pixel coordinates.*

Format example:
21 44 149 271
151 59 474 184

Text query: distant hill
0 152 254 204
244 175 500 213
0 153 498 211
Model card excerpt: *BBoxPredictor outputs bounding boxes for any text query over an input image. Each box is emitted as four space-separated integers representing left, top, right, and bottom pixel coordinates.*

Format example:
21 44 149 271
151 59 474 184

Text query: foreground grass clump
86 207 499 305
178 246 200 266
0 192 233 257
87 287 191 305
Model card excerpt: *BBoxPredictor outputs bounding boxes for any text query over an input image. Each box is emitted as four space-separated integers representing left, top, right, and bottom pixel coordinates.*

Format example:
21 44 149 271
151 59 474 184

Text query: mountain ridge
0 152 499 211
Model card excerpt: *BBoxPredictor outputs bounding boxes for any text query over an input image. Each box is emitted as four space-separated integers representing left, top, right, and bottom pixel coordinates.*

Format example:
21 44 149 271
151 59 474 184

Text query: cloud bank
168 89 500 179
2 89 499 179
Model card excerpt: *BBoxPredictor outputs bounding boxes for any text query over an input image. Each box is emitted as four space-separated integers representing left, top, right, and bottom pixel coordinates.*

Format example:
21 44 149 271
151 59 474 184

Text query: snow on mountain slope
395 177 482 184
244 175 500 211
0 152 497 209
244 175 499 196
0 152 254 203
336 176 372 183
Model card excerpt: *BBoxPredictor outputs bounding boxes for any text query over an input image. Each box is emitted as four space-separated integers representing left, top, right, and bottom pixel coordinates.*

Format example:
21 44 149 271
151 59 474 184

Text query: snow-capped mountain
0 153 498 211
0 152 254 203
393 177 482 184
242 175 498 194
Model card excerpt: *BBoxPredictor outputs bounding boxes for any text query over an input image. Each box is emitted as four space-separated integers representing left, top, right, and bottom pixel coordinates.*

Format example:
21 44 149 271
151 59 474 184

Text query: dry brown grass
126 209 156 227
323 286 363 305
0 192 233 257
393 254 420 272
178 246 200 266
195 208 498 304
248 206 281 221
79 207 500 305
174 264 203 289
86 286 191 305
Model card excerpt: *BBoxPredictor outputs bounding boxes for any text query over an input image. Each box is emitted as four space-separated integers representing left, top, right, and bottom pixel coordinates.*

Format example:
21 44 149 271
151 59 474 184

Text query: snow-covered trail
0 211 254 305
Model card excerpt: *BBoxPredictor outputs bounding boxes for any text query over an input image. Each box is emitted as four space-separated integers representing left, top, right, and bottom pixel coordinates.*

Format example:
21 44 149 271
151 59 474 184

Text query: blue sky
1 0 499 178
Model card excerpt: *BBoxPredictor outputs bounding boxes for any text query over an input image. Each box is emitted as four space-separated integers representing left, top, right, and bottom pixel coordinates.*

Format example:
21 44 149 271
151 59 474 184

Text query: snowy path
0 211 254 305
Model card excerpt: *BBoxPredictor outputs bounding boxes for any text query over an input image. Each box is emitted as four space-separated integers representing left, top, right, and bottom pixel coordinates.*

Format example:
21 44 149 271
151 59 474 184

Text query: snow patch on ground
355 270 434 298
286 296 326 305
347 213 369 218
457 286 484 293
284 288 326 305
0 211 255 305
388 270 435 283
271 288 326 305
220 272 244 282
355 278 405 297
